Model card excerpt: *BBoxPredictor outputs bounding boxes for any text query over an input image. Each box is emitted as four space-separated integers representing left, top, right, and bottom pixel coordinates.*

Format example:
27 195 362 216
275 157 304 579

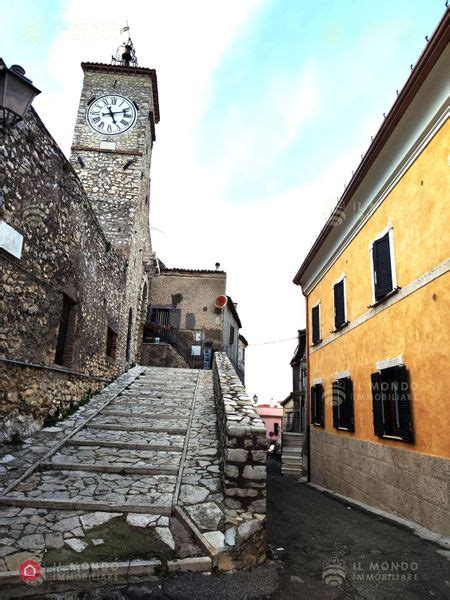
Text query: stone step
47 444 182 469
0 496 172 515
110 403 191 417
68 438 184 452
101 410 189 420
40 461 178 476
282 450 303 457
120 391 194 400
88 423 188 435
71 428 185 449
6 469 176 508
281 468 303 476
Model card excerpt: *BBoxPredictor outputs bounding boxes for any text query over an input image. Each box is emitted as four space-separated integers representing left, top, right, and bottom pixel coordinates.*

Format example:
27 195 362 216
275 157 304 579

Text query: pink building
255 404 283 443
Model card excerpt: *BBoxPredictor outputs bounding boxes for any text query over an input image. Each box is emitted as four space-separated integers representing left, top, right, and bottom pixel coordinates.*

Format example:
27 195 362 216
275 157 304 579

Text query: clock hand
107 106 117 125
101 109 130 117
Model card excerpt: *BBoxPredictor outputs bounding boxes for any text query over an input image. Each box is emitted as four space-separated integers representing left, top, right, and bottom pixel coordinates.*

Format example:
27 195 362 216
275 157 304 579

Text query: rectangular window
332 377 354 431
311 303 321 345
229 326 235 346
372 230 396 301
333 277 347 330
311 383 324 427
55 295 76 367
106 327 117 360
274 422 279 436
371 365 413 442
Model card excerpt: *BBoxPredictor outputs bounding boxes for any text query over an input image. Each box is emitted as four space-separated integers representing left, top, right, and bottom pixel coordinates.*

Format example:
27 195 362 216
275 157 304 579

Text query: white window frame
369 222 398 305
333 273 348 329
311 301 321 345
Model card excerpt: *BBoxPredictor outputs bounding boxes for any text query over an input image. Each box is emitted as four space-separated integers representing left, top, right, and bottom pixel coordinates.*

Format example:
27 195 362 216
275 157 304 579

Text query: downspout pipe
301 285 311 483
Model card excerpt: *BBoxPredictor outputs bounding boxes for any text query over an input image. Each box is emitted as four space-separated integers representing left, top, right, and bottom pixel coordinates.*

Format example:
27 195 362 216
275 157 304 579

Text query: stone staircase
0 366 222 594
281 432 304 477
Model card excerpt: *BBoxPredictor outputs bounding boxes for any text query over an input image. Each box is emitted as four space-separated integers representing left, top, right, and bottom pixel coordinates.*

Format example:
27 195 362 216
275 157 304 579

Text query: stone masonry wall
212 352 267 569
149 270 226 364
141 342 189 368
310 428 450 536
0 108 131 441
70 64 157 368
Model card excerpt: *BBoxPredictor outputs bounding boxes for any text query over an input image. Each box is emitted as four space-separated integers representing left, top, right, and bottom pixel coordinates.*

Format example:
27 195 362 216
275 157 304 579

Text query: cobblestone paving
0 366 223 581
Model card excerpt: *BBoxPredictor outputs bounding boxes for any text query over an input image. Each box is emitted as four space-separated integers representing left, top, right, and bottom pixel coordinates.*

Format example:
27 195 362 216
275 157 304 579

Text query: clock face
86 94 137 135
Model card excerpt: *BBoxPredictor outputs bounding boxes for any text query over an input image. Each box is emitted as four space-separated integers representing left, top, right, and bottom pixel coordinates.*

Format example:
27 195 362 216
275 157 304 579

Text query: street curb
307 482 450 550
0 556 212 594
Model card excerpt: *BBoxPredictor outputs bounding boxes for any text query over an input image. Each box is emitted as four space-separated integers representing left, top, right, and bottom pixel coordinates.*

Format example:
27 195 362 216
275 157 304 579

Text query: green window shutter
394 366 414 442
373 233 393 300
310 385 316 425
332 381 339 429
312 305 320 344
344 377 355 432
371 372 384 437
333 280 346 329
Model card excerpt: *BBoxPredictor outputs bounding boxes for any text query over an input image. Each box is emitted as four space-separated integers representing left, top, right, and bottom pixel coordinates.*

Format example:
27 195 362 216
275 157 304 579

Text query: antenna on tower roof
112 22 138 67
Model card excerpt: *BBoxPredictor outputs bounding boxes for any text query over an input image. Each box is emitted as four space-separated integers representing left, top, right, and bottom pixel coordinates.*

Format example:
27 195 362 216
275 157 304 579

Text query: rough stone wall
310 428 450 536
70 68 154 258
70 65 157 366
141 343 189 368
0 108 129 441
212 352 267 568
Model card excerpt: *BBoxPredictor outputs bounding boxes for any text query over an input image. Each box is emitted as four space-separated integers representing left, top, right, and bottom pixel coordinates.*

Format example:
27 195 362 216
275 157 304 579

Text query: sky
2 0 445 402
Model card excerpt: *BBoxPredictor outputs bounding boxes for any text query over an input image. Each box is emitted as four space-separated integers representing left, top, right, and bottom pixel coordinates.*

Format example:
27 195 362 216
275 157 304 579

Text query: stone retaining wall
0 361 108 442
141 343 189 369
212 352 267 569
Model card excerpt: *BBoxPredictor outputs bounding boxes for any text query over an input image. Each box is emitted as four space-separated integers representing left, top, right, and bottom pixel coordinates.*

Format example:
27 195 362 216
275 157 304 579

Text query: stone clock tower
70 38 160 363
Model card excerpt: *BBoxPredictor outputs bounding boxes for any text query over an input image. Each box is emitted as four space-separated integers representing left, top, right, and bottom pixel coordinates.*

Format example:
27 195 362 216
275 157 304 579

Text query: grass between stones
42 516 176 566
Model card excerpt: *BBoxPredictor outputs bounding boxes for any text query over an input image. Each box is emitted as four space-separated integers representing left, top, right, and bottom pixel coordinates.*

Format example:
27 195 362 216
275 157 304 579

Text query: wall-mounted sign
0 221 23 259
191 345 202 356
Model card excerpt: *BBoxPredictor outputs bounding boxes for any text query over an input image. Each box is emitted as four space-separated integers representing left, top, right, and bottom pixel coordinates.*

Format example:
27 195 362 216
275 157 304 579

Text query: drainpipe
302 286 311 483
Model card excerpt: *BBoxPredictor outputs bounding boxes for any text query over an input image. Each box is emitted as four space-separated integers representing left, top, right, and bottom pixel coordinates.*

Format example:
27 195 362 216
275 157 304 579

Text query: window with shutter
372 232 393 300
311 383 324 427
55 295 76 367
106 327 117 360
312 304 321 344
333 278 347 329
370 366 413 442
371 372 384 437
332 377 354 431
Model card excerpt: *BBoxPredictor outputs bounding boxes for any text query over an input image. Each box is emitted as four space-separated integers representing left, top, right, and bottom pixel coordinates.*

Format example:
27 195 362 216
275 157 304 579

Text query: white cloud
31 0 363 402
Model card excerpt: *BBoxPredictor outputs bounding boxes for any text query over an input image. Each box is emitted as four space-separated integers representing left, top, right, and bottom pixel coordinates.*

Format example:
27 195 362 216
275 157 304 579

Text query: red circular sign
19 560 41 584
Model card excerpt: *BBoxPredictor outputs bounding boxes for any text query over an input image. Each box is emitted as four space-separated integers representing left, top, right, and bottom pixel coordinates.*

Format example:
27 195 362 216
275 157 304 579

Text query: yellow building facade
294 11 449 536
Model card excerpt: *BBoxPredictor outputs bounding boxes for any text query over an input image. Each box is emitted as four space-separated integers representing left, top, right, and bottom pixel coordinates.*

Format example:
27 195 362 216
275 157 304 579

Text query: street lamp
0 59 41 132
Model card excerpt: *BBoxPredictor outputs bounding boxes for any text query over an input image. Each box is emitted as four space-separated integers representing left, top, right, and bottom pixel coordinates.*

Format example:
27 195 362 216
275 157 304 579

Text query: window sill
312 422 324 428
368 287 401 308
312 339 323 346
381 434 413 443
331 321 349 333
